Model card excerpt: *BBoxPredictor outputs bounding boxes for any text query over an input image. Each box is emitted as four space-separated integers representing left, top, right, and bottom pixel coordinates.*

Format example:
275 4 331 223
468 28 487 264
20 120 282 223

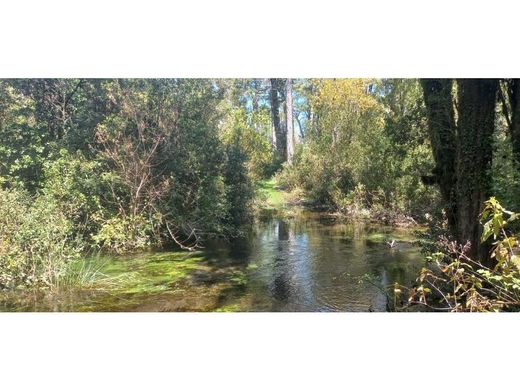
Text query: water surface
0 211 424 312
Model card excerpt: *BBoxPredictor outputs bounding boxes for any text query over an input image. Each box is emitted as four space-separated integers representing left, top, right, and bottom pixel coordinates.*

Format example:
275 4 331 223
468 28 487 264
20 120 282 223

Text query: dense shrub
0 79 257 287
41 149 103 238
0 188 84 289
223 128 255 228
92 215 155 254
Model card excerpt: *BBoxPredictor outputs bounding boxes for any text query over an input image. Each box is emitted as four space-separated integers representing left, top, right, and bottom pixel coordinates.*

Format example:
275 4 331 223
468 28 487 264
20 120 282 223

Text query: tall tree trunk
286 78 294 165
421 79 498 262
455 79 498 261
420 79 458 235
251 79 260 133
269 78 286 162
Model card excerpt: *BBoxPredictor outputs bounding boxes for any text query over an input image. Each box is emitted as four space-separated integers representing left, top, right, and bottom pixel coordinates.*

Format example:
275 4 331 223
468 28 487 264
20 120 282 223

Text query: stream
0 210 424 312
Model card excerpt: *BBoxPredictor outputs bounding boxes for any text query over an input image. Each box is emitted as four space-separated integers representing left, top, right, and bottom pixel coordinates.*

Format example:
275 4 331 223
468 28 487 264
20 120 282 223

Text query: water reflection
204 211 423 312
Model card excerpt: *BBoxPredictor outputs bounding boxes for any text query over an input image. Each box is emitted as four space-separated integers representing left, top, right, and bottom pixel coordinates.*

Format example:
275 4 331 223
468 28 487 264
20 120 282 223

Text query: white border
1 0 519 78
0 313 518 389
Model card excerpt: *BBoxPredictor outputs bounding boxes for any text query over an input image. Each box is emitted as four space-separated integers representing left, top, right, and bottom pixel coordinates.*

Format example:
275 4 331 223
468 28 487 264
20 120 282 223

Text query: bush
398 198 520 312
41 149 104 238
0 188 84 289
0 187 30 288
277 79 437 221
276 143 338 204
92 215 155 254
223 131 255 227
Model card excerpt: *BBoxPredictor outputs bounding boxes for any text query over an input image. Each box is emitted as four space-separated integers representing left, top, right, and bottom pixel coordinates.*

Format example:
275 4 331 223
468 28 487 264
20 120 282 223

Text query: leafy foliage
399 198 520 312
0 187 84 289
277 79 437 221
0 79 257 288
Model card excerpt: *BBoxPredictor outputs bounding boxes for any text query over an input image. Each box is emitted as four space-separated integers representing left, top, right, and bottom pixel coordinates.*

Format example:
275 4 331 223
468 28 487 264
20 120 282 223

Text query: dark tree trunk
269 78 287 162
455 79 498 261
420 79 458 235
421 79 498 262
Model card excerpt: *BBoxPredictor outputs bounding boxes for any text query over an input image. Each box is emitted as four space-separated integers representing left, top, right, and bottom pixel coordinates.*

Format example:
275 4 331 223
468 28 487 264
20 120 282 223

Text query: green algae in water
228 271 248 286
99 252 208 295
0 251 212 312
366 230 416 244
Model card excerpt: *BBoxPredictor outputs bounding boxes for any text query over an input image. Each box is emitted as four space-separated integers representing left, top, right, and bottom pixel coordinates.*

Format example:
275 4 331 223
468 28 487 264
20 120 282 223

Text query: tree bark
421 79 498 261
251 79 260 133
286 78 294 165
455 79 498 261
269 78 287 162
420 79 458 235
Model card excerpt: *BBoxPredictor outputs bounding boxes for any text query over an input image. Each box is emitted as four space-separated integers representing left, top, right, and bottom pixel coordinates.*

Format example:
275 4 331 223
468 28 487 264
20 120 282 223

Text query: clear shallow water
0 211 424 312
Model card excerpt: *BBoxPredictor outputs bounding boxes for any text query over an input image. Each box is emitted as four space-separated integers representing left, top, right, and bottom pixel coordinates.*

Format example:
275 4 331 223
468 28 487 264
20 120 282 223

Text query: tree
279 79 389 205
378 79 436 215
421 79 498 261
93 80 173 250
11 79 85 143
420 79 458 231
269 78 286 162
286 78 294 165
292 79 315 139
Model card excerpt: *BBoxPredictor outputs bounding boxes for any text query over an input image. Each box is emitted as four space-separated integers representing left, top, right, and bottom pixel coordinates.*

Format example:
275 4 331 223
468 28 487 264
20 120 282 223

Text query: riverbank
255 178 423 228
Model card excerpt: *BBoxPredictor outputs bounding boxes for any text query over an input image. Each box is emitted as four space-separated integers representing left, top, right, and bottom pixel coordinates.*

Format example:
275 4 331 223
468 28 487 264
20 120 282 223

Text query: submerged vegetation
1 78 520 312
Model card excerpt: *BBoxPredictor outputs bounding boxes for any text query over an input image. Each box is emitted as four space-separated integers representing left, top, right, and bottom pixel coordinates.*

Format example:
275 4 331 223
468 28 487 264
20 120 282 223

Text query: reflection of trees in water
272 266 290 302
277 219 289 241
369 268 389 311
271 220 291 303
268 219 315 308
255 216 421 311
204 233 253 267
227 238 252 265
367 251 419 310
